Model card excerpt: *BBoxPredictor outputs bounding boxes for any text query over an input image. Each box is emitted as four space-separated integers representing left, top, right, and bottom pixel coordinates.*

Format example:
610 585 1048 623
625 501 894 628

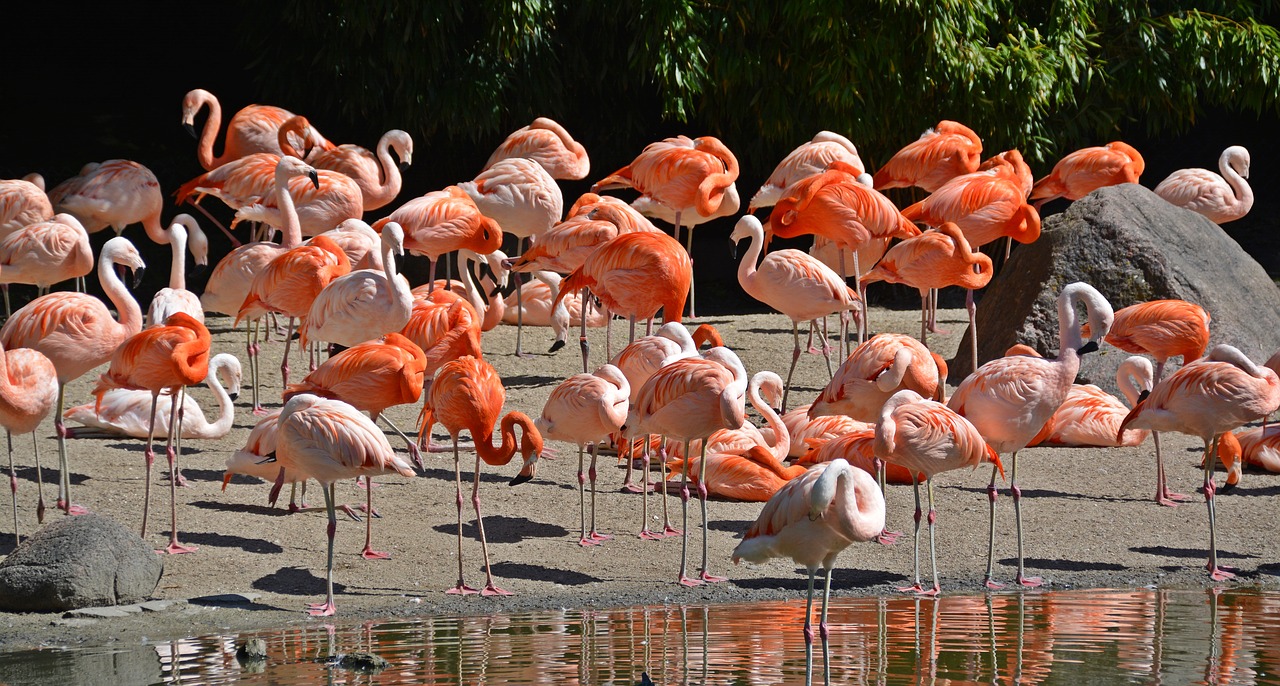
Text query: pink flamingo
875 389 1002 595
1154 146 1252 224
0 237 145 517
233 167 363 238
272 394 416 615
731 458 885 682
300 222 413 349
0 213 93 317
305 129 413 211
749 130 870 212
146 215 209 327
765 404 871 459
1 341 58 545
48 160 169 244
899 150 1041 255
500 272 608 354
222 409 309 512
373 186 503 291
536 364 630 545
1027 355 1153 448
809 333 944 422
0 177 53 238
181 88 332 170
731 215 860 410
483 117 590 180
947 282 1113 588
1118 344 1280 580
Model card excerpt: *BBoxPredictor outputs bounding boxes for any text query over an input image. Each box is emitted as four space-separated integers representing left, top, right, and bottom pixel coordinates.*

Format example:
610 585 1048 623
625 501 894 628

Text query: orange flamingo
859 222 994 370
0 177 53 238
536 364 630 545
623 354 746 586
749 131 870 212
0 236 145 517
146 215 208 327
772 404 872 459
1228 425 1280 474
300 222 413 349
0 213 93 317
667 445 805 503
875 389 1002 595
92 312 210 553
284 332 426 558
1030 141 1145 208
509 198 660 275
1028 355 1153 448
794 428 878 468
731 458 885 682
500 273 608 354
593 135 740 318
1 341 58 545
419 356 542 596
233 167 363 238
48 159 169 244
731 215 860 410
809 333 944 422
181 88 332 170
272 393 416 615
1118 344 1280 580
484 117 590 180
1083 298 1211 506
947 282 1113 588
373 186 503 290
173 116 317 211
1154 146 1252 224
899 151 1041 253
872 120 984 192
304 129 413 211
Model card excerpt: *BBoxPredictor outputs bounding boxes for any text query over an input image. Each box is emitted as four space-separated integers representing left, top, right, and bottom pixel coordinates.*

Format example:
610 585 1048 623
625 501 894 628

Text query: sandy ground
1 305 1276 651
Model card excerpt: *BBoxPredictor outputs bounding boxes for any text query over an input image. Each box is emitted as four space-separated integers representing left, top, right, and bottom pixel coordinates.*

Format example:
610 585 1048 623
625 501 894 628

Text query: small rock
189 592 261 606
330 652 390 671
63 606 137 619
236 638 268 662
0 515 163 612
139 600 184 612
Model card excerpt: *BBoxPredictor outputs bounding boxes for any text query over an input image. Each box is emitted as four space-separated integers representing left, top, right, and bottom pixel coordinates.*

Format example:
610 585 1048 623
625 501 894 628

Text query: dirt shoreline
1 307 1276 652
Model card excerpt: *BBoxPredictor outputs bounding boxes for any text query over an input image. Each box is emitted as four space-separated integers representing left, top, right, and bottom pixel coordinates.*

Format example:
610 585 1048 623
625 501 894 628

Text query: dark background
2 7 1274 315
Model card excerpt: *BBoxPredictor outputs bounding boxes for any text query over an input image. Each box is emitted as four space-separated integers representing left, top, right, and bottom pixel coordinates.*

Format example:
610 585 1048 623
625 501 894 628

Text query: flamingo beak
1077 340 1099 355
509 458 537 486
221 472 233 491
190 263 208 278
185 123 197 139
308 170 320 189
730 240 737 260
131 266 146 289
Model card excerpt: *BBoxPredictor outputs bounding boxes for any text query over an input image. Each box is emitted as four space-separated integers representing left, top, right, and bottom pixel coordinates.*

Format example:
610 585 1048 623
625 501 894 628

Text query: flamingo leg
919 292 929 347
820 317 833 379
577 444 590 545
820 565 834 685
141 391 159 537
659 439 678 537
427 258 437 294
896 475 924 593
447 435 477 595
628 316 636 347
837 251 849 360
681 215 696 319
54 384 86 516
677 442 700 586
307 482 338 616
853 249 866 345
579 287 590 374
1205 435 1235 581
162 387 196 555
30 432 44 526
784 321 801 414
279 317 296 388
472 451 512 596
638 437 661 540
588 443 610 544
923 479 941 596
696 440 724 582
376 414 422 470
802 567 816 684
983 462 1002 589
514 237 532 358
247 321 264 416
2 286 8 320
604 306 612 360
360 476 389 560
7 431 17 546
1011 451 1041 587
874 458 901 544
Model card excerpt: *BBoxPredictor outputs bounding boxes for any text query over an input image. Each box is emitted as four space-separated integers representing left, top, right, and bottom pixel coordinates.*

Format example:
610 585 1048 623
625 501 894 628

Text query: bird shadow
707 519 754 536
1224 483 1280 498
188 499 294 517
253 566 346 597
431 515 567 543
177 531 285 554
490 561 601 586
174 468 237 484
739 327 793 336
1015 557 1127 572
948 484 1133 504
501 374 561 389
1250 562 1280 578
7 465 88 486
733 568 903 591
1130 546 1257 561
417 466 512 486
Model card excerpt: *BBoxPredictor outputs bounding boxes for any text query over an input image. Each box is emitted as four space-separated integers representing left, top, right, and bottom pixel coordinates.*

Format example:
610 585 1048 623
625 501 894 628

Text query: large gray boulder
950 184 1280 393
0 514 162 611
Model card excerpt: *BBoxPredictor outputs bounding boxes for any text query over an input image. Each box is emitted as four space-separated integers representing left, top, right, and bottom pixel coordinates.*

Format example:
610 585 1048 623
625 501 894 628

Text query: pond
0 588 1275 684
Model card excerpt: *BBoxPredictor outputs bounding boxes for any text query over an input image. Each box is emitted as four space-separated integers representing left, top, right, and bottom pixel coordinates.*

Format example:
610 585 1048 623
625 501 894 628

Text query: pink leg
360 477 389 559
577 445 592 546
307 483 338 616
659 440 680 538
677 444 701 587
279 317 296 388
638 438 662 541
446 436 478 595
161 389 196 555
695 441 724 583
588 443 612 544
1010 452 1041 587
1203 437 1236 581
472 453 512 596
140 393 159 537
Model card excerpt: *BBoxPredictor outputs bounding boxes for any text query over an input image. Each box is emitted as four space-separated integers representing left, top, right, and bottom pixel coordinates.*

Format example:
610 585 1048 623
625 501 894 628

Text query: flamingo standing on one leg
947 282 1113 588
1154 146 1252 224
1118 344 1280 580
0 342 57 545
536 364 629 545
272 393 416 616
731 459 885 684
872 120 984 192
419 356 542 595
875 389 1002 595
92 312 210 554
0 236 146 518
1030 141 1145 209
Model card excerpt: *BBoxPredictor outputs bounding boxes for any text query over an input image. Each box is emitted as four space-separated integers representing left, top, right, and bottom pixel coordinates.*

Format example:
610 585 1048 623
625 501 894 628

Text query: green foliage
238 1 1280 170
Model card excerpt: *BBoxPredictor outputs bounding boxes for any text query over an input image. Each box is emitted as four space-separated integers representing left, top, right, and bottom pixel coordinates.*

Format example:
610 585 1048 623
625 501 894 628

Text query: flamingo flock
0 89 1272 652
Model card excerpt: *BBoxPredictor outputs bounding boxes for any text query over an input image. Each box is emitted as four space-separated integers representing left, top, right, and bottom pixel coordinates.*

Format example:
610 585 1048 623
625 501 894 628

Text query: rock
330 652 390 671
189 592 261 606
237 638 269 662
63 606 141 619
950 184 1280 393
0 514 162 612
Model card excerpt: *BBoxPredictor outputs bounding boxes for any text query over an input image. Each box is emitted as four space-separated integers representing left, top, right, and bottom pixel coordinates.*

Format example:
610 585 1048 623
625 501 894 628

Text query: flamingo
48 160 169 244
509 198 660 275
418 355 542 596
1027 355 1153 448
1082 299 1211 507
146 215 209 327
1030 141 1145 208
460 157 564 356
428 248 509 332
622 354 746 586
91 312 210 554
272 394 416 616
0 177 53 238
500 272 608 354
809 333 945 421
1154 146 1252 224
875 389 1002 596
1229 425 1280 474
304 129 413 211
858 222 994 372
1118 344 1280 580
173 116 317 213
872 120 984 192
200 156 319 414
233 166 363 238
749 131 871 211
0 341 58 545
535 364 629 545
593 135 740 318
766 404 871 459
667 445 805 503
730 215 860 411
629 179 741 309
0 236 145 517
312 219 382 270
483 117 590 180
180 88 331 170
731 459 885 683
300 222 413 349
221 409 300 508
65 353 241 440
947 282 1114 588
373 186 503 290
0 213 93 317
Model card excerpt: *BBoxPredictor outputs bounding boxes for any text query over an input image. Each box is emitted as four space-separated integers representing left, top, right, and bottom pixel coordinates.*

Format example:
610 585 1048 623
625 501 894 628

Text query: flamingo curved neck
749 376 789 460
207 359 235 437
195 92 225 171
373 134 404 205
1221 150 1253 210
100 250 142 336
458 254 489 320
735 222 765 300
476 414 525 465
169 228 188 291
275 169 303 249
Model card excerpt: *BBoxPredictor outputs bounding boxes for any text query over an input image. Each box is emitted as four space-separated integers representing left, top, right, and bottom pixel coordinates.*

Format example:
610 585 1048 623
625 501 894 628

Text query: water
1 588 1278 685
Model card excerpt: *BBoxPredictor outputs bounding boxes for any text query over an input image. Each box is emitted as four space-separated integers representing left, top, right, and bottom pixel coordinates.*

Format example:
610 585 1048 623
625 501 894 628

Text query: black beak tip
548 340 565 354
190 263 208 278
308 171 320 189
1137 389 1151 402
509 473 533 487
398 162 410 172
1077 340 1099 355
184 123 197 139
228 393 240 402
131 266 146 288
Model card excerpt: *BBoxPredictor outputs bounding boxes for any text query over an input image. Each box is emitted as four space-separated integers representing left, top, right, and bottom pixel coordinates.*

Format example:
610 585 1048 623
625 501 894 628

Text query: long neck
169 229 187 290
381 237 397 284
100 251 143 336
196 92 223 170
372 134 403 205
1057 289 1085 354
750 378 789 460
476 414 519 465
206 360 235 437
276 170 303 249
1221 150 1253 208
736 224 764 297
458 253 488 319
